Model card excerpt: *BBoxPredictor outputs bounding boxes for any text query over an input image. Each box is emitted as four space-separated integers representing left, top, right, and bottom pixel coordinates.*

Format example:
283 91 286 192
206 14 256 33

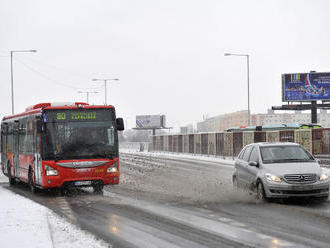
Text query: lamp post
224 53 250 126
77 90 98 103
10 49 37 114
92 78 119 105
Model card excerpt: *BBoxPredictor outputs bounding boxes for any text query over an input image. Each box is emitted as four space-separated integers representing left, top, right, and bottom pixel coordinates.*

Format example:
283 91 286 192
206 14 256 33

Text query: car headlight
319 172 329 181
265 173 282 182
45 165 58 176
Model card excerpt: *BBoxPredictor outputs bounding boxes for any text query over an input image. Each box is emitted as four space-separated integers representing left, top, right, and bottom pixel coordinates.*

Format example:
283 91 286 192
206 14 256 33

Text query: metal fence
149 129 330 157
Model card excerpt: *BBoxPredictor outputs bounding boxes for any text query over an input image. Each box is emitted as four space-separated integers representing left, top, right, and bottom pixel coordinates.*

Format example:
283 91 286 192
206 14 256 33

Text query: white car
233 142 329 201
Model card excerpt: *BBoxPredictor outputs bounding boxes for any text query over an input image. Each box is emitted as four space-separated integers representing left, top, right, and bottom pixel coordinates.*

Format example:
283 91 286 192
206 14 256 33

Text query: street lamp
10 49 37 114
77 90 98 103
92 78 119 105
224 53 250 126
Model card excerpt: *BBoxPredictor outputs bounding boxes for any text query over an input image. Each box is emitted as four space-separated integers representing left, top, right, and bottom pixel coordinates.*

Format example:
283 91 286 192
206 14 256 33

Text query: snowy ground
0 150 329 248
0 172 110 248
120 149 236 165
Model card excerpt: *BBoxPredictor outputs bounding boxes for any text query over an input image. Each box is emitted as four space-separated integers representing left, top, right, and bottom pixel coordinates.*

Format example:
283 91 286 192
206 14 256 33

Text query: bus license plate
74 181 91 186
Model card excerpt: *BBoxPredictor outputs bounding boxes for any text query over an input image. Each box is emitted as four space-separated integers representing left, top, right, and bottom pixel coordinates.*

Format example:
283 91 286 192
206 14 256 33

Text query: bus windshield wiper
89 151 112 159
54 153 63 162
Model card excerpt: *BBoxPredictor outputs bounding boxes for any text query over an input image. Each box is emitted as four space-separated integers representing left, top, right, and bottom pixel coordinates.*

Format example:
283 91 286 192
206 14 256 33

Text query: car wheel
256 182 267 202
232 176 238 188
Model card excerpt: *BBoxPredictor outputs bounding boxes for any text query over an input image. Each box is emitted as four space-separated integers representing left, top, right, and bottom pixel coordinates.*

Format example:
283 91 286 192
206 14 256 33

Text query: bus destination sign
43 109 114 122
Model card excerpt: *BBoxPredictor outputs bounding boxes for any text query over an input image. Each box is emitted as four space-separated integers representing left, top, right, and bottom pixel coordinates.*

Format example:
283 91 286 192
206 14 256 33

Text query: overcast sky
1 0 330 129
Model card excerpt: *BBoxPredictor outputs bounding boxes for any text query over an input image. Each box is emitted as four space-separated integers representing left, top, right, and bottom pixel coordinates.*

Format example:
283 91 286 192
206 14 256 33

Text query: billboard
136 115 166 128
282 72 330 101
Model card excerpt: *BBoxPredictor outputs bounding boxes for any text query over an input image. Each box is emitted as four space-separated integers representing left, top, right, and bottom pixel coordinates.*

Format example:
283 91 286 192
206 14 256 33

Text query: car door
237 145 253 187
246 146 260 187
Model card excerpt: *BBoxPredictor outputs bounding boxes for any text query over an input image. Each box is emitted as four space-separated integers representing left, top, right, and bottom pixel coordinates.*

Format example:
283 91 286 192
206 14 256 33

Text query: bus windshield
44 121 117 160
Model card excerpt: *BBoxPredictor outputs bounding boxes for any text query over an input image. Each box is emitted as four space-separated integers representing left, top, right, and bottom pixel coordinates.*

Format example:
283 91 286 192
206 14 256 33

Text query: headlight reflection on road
270 238 279 248
108 214 120 235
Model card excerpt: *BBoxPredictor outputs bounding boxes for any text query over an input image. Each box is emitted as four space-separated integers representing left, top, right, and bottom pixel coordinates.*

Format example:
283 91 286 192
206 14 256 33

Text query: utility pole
92 78 119 105
78 90 98 103
10 49 37 114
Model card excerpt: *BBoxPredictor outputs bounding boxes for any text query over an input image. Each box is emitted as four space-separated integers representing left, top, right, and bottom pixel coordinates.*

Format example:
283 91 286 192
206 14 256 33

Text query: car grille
284 174 317 184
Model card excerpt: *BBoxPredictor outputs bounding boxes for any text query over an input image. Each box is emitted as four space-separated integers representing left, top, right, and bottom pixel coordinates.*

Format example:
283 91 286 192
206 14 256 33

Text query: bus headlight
107 162 118 173
107 167 118 173
45 165 58 176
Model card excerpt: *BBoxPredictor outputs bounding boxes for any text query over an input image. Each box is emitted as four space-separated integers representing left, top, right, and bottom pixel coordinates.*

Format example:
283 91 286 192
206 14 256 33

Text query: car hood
262 162 322 176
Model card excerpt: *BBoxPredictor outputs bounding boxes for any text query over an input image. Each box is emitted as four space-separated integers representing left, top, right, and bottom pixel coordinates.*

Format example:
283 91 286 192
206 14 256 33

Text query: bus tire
7 163 15 186
93 184 104 193
28 168 38 194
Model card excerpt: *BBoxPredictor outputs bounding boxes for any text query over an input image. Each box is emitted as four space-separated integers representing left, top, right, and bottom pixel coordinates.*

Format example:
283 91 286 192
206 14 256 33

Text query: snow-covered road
1 151 330 248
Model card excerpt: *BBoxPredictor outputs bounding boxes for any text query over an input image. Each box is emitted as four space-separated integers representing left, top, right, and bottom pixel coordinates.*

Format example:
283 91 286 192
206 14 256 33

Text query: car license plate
292 185 312 190
74 181 91 186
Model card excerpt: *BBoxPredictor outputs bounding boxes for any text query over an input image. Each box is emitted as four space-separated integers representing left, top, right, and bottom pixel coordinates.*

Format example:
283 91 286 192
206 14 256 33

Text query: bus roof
2 102 115 121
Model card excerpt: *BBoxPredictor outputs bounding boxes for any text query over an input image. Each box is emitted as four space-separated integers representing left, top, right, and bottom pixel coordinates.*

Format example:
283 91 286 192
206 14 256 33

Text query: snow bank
0 172 110 248
120 149 236 166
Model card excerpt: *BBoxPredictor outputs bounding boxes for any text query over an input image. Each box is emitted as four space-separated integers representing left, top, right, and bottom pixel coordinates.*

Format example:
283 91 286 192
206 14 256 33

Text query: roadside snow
120 149 236 166
0 172 110 248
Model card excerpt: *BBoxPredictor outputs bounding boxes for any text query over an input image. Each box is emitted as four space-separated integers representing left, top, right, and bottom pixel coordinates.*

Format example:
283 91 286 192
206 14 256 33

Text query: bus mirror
37 120 44 133
116 118 125 131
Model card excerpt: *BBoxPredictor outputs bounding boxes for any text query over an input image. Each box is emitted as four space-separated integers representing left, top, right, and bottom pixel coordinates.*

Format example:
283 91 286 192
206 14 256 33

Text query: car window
249 147 259 163
260 145 314 163
238 147 246 159
242 146 253 162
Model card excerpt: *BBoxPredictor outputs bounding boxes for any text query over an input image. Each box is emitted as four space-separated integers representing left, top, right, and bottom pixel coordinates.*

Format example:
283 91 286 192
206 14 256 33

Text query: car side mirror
248 161 259 167
116 118 125 131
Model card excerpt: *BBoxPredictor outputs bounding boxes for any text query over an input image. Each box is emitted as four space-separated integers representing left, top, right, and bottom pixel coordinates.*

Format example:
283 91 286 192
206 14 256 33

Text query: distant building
180 124 194 134
195 109 330 132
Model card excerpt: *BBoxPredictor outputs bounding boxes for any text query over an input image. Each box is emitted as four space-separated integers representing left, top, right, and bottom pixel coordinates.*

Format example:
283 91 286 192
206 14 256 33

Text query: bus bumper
40 160 120 189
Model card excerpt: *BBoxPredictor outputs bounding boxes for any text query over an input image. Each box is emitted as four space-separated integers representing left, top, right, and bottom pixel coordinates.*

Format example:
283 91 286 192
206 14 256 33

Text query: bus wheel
28 169 38 194
7 163 15 186
93 185 104 194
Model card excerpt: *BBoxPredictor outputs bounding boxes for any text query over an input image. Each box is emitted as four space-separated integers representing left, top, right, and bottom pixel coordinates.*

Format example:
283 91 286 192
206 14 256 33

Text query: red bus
0 102 124 193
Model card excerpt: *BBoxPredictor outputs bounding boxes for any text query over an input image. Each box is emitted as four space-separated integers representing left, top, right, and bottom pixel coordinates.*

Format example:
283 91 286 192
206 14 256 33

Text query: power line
16 56 108 91
13 57 82 90
18 56 96 80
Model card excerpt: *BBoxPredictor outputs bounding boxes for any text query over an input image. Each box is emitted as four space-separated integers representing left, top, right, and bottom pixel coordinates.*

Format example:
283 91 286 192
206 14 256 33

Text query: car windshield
260 145 314 163
44 121 117 160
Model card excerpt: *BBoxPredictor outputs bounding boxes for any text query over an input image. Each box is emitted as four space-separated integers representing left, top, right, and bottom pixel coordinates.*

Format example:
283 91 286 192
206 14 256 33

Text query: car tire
256 182 267 202
232 176 238 188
